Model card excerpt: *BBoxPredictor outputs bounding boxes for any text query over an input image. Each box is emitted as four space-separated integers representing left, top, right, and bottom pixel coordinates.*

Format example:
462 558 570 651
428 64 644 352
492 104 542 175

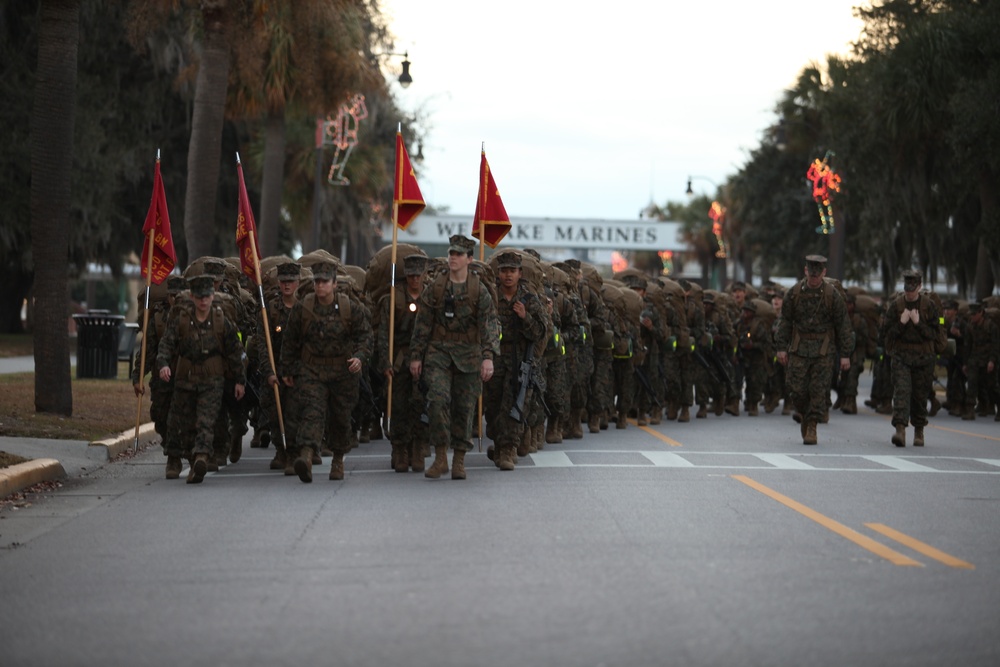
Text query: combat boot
781 401 793 416
714 400 725 416
188 453 209 484
259 431 271 449
284 450 296 476
312 449 323 465
425 446 449 479
928 397 941 417
534 423 545 451
588 413 601 434
841 397 857 415
763 395 779 414
616 410 628 429
568 410 584 439
832 393 843 410
725 399 740 417
393 444 409 473
517 433 531 457
165 456 182 480
649 406 663 425
250 429 262 448
745 401 758 417
913 426 925 447
667 402 679 420
546 418 563 444
803 421 818 445
409 442 426 472
451 449 466 480
329 452 345 480
636 412 648 426
498 446 516 471
961 406 975 421
294 447 314 483
696 404 708 419
229 431 243 463
678 406 690 423
892 423 906 447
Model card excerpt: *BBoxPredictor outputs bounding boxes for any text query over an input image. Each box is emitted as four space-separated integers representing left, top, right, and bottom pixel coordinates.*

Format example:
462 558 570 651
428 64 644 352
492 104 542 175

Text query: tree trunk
973 170 998 300
183 3 231 262
30 0 79 416
258 109 287 258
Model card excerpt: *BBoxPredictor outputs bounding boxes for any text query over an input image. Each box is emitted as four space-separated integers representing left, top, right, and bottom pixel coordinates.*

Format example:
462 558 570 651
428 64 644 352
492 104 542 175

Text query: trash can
72 310 125 379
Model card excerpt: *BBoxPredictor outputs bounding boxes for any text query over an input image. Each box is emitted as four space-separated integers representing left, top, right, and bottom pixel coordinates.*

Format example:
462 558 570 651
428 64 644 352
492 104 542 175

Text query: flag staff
236 152 287 450
132 150 161 452
476 142 487 450
386 125 403 435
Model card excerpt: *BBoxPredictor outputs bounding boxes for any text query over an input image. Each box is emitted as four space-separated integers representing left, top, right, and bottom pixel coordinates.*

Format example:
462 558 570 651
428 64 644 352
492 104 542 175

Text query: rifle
509 344 535 423
707 346 739 397
633 366 662 408
692 348 721 386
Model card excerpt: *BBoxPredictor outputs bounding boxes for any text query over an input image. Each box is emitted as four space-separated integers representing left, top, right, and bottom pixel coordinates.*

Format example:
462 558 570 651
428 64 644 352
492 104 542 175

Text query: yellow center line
865 523 975 570
629 420 683 447
732 475 923 567
927 423 1000 443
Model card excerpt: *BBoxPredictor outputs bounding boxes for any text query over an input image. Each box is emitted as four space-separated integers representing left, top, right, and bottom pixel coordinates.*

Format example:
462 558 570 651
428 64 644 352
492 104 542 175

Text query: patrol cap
523 248 541 260
495 251 522 269
564 258 581 270
202 258 227 277
805 254 827 275
730 280 746 292
310 260 337 281
403 254 428 276
742 301 757 313
188 275 215 298
942 298 959 310
968 301 984 314
702 292 716 305
448 234 476 256
621 274 648 290
166 276 187 295
902 269 922 289
276 262 301 282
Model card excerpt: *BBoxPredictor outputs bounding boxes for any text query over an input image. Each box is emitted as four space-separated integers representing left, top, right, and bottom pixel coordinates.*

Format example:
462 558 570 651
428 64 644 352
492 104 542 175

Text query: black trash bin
73 310 125 379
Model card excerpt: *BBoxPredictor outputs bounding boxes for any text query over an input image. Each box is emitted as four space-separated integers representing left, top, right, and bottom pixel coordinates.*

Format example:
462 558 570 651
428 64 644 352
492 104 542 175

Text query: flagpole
133 151 158 452
477 144 488 451
237 152 287 450
387 205 398 435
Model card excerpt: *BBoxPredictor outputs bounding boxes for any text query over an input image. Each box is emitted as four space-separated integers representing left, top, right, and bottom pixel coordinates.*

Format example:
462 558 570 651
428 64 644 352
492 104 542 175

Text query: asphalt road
1 399 998 667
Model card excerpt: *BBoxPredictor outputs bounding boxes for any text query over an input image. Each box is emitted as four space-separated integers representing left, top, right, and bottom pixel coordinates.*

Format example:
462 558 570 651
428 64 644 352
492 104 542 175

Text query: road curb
0 422 157 498
89 422 158 460
0 458 66 497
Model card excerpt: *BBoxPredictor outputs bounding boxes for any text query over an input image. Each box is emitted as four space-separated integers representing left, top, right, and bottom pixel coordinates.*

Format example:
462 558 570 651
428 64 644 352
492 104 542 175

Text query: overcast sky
380 1 866 221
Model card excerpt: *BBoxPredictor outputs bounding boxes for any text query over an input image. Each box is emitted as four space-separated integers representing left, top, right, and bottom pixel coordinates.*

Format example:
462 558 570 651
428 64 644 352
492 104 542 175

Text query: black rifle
707 346 739 397
633 366 662 408
509 344 536 423
692 348 721 386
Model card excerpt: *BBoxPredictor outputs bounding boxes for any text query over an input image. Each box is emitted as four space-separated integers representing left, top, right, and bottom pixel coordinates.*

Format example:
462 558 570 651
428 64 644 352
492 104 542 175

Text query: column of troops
132 244 1000 484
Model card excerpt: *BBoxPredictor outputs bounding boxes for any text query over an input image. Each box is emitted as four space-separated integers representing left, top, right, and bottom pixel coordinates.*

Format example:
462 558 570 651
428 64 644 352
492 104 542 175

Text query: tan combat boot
588 412 601 434
616 410 628 429
546 418 563 444
841 397 857 415
451 449 466 480
534 423 545 451
409 442 426 472
746 402 758 417
329 452 345 480
269 443 286 470
498 446 516 471
393 444 409 473
696 404 708 419
284 451 296 476
424 446 449 479
188 453 209 484
913 427 924 447
667 402 679 420
294 447 314 483
803 421 818 445
165 456 182 480
636 412 649 426
649 406 663 425
567 410 584 439
229 431 243 463
891 423 906 447
678 406 690 423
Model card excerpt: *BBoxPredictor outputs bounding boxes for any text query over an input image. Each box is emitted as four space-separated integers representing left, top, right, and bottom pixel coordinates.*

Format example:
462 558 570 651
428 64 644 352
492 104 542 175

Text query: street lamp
686 175 718 196
378 51 413 88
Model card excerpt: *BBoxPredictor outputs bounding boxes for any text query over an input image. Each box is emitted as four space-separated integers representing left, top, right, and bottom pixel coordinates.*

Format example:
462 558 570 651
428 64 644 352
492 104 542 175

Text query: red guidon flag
472 151 510 248
140 158 176 285
394 131 425 229
235 156 261 283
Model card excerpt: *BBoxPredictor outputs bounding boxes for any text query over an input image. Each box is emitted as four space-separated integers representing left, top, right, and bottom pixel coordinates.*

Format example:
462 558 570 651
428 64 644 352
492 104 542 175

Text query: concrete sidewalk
0 424 157 497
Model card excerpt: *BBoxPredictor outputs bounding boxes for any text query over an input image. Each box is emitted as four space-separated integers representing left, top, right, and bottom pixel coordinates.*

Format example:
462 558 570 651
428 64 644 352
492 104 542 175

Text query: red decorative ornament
805 151 841 235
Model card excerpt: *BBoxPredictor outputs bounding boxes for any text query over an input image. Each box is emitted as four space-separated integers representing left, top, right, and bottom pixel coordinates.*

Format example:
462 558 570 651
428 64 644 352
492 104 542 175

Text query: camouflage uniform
156 276 246 483
701 293 736 416
485 253 547 468
256 262 301 470
376 255 429 472
675 281 705 422
552 262 590 439
580 267 611 432
775 256 854 444
736 301 773 415
542 288 573 444
882 273 943 445
279 261 372 481
961 302 999 420
839 295 873 414
410 237 500 477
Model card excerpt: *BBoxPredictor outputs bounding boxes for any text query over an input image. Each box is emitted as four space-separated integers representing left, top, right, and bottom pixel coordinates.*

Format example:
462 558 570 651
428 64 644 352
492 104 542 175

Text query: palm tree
30 0 79 415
